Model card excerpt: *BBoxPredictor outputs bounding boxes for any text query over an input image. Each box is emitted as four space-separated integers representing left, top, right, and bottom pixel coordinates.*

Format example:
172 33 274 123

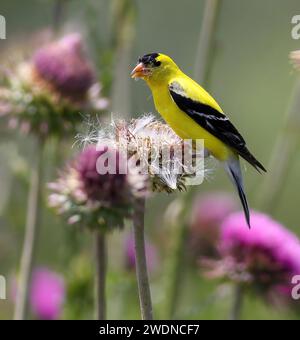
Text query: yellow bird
131 53 266 227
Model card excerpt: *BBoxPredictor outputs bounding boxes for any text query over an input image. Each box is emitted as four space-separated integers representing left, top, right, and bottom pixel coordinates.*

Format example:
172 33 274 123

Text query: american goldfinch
131 53 266 227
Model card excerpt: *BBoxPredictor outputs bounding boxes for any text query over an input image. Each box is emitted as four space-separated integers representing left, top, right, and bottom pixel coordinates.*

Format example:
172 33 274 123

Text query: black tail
225 158 251 228
238 146 266 174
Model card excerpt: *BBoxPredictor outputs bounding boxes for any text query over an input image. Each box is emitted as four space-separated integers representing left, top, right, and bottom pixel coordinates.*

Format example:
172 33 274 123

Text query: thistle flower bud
48 145 148 230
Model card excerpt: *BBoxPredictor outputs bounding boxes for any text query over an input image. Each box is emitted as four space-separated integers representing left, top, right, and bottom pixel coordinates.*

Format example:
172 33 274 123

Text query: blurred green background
0 0 300 320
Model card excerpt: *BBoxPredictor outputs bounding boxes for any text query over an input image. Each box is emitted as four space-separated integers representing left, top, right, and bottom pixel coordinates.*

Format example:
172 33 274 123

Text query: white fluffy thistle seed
77 114 209 193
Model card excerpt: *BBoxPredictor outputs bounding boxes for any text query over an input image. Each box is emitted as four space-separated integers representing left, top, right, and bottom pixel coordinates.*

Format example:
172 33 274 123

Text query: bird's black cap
138 53 161 67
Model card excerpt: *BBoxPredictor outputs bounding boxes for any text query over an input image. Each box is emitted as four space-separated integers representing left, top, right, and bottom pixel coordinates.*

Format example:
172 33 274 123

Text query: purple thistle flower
0 33 108 137
209 211 300 295
75 145 128 205
33 33 94 100
30 268 65 320
48 144 149 230
124 233 158 273
189 192 237 258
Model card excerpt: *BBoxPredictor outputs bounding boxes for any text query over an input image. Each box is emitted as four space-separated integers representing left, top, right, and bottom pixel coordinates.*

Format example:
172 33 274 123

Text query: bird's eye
153 59 161 67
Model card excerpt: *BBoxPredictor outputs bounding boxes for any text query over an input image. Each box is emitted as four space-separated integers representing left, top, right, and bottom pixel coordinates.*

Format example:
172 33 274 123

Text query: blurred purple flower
33 33 94 100
12 268 65 320
206 211 300 296
125 233 158 273
189 192 237 258
0 33 108 137
30 268 65 320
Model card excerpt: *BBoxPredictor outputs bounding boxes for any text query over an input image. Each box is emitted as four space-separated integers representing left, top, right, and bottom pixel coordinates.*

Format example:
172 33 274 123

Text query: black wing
169 82 266 172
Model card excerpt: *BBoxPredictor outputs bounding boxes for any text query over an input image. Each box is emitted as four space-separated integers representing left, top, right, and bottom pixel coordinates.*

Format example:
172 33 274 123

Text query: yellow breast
150 84 231 161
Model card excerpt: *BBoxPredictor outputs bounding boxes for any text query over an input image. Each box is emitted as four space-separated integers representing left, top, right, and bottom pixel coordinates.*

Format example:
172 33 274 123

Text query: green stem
14 140 44 320
133 198 153 320
53 0 68 32
94 230 107 320
229 285 244 320
165 213 188 319
257 78 300 212
194 0 222 84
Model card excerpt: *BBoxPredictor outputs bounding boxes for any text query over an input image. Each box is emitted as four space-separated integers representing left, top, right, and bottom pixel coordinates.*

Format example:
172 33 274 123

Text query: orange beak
130 62 146 78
